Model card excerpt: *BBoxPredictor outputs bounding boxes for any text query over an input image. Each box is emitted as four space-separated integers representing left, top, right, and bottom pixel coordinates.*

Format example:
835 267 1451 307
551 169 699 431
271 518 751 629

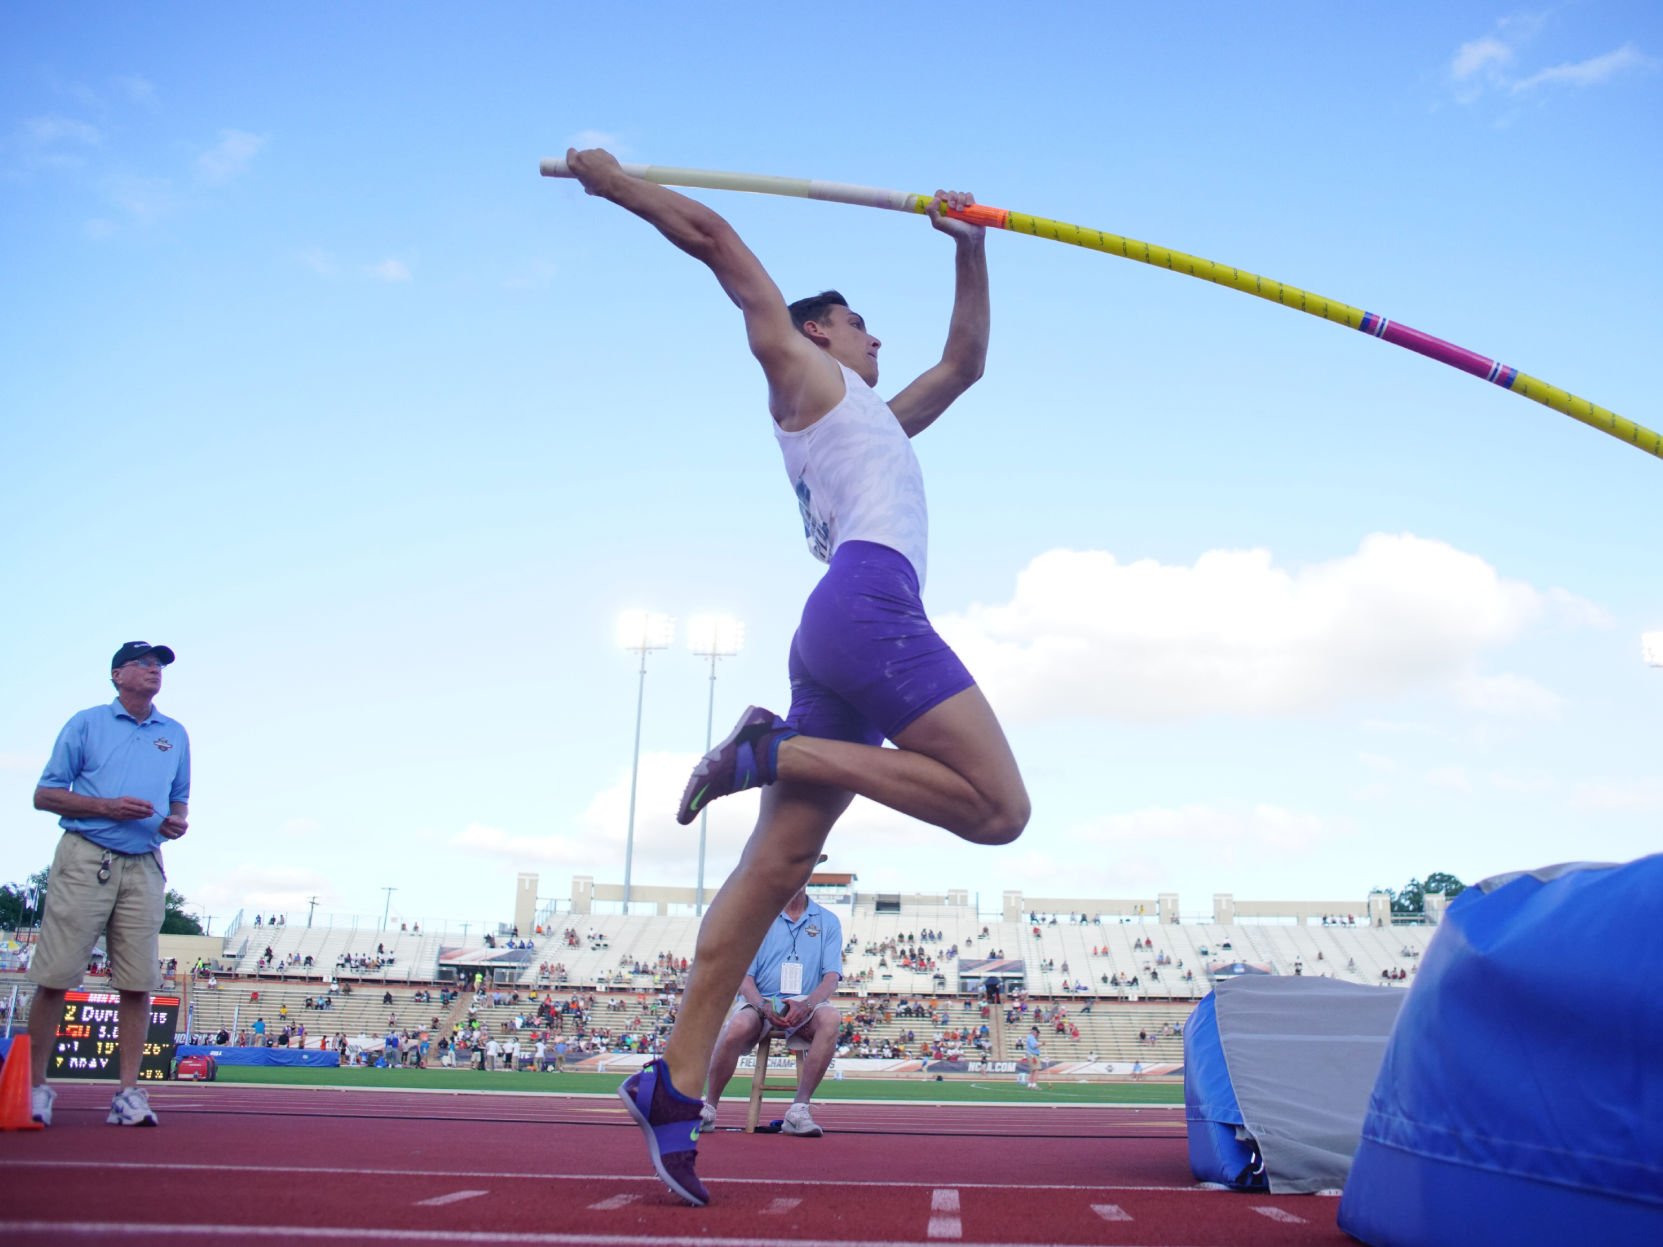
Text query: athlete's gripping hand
566 146 629 198
926 189 985 243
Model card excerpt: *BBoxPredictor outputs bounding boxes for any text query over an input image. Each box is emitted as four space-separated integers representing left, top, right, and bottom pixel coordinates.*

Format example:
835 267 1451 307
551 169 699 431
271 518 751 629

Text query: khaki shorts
27 833 165 993
724 997 836 1051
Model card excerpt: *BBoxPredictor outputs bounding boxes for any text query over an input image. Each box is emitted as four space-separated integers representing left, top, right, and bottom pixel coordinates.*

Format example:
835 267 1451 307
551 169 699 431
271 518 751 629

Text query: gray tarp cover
1215 975 1407 1194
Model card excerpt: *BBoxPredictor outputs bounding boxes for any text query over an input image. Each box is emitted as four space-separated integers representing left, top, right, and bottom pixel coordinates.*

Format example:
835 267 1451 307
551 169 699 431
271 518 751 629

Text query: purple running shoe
618 1058 709 1206
676 705 797 826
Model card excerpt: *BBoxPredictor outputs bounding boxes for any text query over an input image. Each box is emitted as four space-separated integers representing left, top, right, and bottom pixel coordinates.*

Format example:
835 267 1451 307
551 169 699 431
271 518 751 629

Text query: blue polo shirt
745 901 842 998
39 699 191 855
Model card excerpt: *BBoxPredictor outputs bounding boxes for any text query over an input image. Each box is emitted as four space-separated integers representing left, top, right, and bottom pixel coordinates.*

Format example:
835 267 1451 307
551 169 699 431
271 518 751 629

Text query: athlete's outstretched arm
888 191 989 438
565 147 835 423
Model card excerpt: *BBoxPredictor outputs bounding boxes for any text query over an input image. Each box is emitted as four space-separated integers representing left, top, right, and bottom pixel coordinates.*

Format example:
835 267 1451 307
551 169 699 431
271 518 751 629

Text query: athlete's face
815 305 881 385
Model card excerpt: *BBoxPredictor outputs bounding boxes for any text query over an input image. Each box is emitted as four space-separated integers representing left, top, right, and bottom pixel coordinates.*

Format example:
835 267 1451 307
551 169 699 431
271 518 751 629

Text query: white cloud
1448 17 1654 104
1513 43 1657 92
503 258 560 290
104 173 178 221
451 750 762 886
1487 770 1555 795
1424 766 1473 794
188 864 343 919
569 129 621 152
1021 804 1344 893
1452 36 1512 81
1573 778 1663 812
936 534 1571 722
1454 671 1561 718
114 76 157 108
196 128 265 184
23 115 101 146
296 246 338 278
1644 630 1663 668
368 258 412 283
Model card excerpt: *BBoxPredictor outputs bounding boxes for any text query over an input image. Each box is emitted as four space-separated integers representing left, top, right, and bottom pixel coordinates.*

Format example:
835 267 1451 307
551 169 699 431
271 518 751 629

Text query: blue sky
3 3 1658 933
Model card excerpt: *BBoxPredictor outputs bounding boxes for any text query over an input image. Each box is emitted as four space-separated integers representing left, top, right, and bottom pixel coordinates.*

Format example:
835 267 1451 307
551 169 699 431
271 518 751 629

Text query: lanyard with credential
778 912 807 996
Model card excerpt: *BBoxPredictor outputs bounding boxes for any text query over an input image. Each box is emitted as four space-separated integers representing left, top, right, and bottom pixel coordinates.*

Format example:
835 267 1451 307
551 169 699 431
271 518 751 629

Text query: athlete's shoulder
771 349 850 433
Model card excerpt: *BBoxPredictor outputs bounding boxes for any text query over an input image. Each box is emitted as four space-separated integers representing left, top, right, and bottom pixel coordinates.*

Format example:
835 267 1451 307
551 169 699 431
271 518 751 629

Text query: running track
0 1083 1354 1245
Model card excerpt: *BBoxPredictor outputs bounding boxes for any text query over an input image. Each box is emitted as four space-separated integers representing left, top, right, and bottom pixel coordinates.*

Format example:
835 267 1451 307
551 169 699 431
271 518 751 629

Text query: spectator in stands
698 878 844 1138
24 642 191 1129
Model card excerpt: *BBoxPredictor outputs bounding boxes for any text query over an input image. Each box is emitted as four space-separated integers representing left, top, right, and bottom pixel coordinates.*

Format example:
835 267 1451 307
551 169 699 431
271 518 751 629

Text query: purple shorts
786 541 975 745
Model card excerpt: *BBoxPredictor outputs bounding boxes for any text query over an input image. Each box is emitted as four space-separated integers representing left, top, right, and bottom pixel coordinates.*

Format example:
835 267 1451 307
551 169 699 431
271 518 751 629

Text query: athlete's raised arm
887 191 990 438
566 147 839 427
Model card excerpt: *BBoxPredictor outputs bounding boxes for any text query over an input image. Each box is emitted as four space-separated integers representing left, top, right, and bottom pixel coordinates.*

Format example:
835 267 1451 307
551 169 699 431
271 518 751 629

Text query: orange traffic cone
0 1035 45 1131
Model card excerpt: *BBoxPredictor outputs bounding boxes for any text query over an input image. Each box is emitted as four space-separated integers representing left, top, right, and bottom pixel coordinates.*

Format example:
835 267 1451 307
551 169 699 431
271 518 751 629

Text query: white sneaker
781 1102 822 1137
107 1086 159 1126
31 1084 57 1126
699 1102 717 1131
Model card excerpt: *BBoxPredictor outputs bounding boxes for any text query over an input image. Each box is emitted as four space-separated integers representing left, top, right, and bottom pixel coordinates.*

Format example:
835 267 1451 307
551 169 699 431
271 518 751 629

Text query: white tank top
774 362 929 585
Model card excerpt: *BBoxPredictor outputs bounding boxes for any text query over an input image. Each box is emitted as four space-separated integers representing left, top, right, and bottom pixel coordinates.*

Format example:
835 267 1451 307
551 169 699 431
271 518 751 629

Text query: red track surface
0 1083 1353 1246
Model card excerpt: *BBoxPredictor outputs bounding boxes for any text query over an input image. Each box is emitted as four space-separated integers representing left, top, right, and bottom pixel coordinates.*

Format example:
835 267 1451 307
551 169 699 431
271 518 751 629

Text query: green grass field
212 1065 1183 1105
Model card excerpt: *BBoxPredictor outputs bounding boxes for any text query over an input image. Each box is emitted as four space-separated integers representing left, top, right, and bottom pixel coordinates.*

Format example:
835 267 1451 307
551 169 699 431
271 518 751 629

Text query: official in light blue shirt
39 699 191 855
38 646 191 856
745 896 842 1000
27 642 193 1125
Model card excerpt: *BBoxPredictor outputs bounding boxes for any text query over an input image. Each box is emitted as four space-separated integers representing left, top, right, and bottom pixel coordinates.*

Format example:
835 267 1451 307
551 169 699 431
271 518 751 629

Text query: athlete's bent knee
965 790 1030 846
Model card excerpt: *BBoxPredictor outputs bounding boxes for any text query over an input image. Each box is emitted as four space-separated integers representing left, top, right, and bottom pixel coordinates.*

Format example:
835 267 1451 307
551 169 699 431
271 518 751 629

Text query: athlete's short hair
788 290 848 333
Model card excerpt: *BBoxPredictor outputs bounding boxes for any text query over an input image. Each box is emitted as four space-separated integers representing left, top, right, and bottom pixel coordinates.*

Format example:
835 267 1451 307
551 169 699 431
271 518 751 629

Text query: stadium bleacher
2 878 1438 1076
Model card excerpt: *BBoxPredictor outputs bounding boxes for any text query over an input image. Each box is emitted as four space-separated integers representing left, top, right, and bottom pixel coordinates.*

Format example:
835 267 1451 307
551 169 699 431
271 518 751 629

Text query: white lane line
415 1191 487 1208
761 1198 801 1214
927 1188 962 1239
0 1158 1203 1193
0 1225 1231 1247
585 1195 638 1211
1252 1206 1306 1224
1091 1203 1133 1222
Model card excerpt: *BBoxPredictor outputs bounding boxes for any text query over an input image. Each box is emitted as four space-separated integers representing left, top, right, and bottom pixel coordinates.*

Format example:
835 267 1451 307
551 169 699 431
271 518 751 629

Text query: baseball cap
111 641 177 670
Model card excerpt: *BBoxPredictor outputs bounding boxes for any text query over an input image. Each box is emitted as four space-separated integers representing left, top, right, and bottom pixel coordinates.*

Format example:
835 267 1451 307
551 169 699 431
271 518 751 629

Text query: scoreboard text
52 990 181 1081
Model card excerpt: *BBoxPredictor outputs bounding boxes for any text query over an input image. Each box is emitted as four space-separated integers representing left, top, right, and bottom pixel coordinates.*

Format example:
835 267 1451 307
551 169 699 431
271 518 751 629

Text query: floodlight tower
618 609 675 913
687 614 745 915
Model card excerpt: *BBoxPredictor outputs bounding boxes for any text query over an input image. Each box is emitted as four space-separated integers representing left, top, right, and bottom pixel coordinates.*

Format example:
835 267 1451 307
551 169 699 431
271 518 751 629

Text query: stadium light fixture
618 609 675 913
687 614 745 915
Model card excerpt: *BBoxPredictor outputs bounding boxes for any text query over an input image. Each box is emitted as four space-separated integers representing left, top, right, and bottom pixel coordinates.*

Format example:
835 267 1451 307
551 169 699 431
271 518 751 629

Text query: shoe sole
676 706 770 826
781 1119 823 1137
616 1081 707 1207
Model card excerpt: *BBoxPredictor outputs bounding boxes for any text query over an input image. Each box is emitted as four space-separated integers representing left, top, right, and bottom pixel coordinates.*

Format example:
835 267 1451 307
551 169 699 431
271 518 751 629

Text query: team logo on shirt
805 924 820 938
155 738 173 752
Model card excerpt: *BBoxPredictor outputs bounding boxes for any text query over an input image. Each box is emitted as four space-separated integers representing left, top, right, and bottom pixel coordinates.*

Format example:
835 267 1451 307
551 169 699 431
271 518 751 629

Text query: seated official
700 875 842 1138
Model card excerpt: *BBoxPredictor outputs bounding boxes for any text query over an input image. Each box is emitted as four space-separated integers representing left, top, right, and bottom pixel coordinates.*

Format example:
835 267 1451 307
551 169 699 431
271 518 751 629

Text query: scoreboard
51 990 181 1081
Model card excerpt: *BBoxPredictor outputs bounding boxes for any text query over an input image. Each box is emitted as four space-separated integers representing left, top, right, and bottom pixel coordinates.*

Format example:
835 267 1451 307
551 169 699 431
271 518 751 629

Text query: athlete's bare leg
663 781 852 1095
774 685 1029 845
704 1005 766 1106
664 686 1026 1094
